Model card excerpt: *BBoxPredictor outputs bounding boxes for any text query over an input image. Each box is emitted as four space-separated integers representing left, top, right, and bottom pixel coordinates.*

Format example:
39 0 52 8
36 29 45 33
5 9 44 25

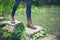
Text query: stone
1 20 23 33
0 20 25 40
0 20 45 40
26 25 43 35
22 25 43 40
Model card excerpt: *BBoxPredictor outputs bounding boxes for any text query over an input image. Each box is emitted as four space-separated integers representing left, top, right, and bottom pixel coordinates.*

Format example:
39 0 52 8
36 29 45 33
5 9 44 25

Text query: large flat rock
1 20 44 40
1 20 23 33
22 25 43 40
0 20 26 40
2 20 43 34
1 20 22 25
2 20 43 35
26 25 43 35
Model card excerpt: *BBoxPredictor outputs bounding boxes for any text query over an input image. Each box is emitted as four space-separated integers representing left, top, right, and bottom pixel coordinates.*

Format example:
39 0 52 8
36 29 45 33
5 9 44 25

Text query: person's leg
10 0 20 23
26 0 36 29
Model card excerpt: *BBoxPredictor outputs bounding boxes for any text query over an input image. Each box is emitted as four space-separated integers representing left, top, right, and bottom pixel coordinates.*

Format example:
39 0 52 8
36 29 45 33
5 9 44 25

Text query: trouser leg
26 0 32 19
11 0 20 16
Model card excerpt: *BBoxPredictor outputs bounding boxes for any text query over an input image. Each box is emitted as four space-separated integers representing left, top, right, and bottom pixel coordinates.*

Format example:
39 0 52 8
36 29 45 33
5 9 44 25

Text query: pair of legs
10 0 36 29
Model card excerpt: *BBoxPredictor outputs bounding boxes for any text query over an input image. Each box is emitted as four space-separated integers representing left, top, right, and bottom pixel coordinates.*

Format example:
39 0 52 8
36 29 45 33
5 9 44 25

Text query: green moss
30 29 46 40
0 22 25 40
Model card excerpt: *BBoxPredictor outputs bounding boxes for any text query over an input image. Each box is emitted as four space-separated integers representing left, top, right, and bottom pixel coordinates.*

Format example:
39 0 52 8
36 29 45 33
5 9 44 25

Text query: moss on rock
0 22 26 40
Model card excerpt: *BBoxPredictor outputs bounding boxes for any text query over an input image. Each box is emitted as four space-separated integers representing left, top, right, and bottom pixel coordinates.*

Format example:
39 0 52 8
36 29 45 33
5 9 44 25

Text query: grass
5 5 60 40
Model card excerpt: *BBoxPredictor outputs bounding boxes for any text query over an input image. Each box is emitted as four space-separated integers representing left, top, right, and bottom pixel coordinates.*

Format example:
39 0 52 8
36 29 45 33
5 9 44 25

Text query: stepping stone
22 25 44 40
1 20 23 33
1 20 25 40
26 25 43 35
1 20 45 40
